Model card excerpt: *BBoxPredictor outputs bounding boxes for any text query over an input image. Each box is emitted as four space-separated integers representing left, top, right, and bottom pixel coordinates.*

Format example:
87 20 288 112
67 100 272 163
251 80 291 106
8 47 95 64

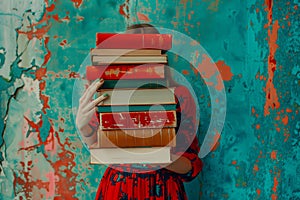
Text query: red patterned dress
94 86 203 200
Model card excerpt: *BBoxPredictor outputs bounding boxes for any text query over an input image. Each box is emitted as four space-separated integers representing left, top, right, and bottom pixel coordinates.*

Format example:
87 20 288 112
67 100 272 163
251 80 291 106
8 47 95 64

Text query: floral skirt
95 167 188 200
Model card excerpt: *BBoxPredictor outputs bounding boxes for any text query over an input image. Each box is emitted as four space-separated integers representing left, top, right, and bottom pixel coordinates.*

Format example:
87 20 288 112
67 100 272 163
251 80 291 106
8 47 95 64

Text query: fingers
93 93 109 106
82 93 109 113
82 79 99 97
80 79 104 105
85 106 98 119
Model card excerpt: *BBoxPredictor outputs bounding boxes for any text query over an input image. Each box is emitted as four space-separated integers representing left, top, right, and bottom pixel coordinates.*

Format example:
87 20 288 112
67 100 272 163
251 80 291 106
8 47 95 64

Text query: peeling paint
263 0 280 116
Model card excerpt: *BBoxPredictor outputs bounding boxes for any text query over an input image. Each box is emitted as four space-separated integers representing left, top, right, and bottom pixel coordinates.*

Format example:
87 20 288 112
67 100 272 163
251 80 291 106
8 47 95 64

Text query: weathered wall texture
0 0 299 199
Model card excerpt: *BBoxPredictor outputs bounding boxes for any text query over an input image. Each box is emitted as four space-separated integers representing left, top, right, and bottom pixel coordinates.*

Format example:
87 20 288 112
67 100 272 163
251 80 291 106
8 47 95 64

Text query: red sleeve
89 112 100 128
171 86 203 182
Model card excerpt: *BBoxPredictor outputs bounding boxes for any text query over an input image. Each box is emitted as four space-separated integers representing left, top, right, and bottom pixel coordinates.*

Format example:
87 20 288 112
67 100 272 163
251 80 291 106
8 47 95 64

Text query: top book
96 33 172 50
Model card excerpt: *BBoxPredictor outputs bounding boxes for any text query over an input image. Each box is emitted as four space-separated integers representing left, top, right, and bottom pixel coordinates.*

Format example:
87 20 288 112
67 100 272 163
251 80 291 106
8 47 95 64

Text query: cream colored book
92 54 167 64
90 147 171 164
97 87 175 106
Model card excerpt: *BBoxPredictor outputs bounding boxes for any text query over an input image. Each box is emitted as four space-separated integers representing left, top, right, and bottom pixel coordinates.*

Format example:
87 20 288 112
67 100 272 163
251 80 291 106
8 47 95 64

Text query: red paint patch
252 107 256 114
197 55 232 90
61 15 70 22
59 39 68 47
284 131 290 142
182 70 189 75
71 0 83 8
76 15 84 21
137 12 150 22
40 82 50 114
271 194 278 200
211 132 221 151
119 1 129 19
281 115 288 125
215 60 234 81
35 68 47 81
256 188 261 196
17 24 51 40
270 150 277 160
42 37 52 66
68 71 80 78
197 54 216 79
276 127 280 132
31 12 49 27
232 160 237 165
256 124 260 130
253 164 259 171
263 0 281 116
46 4 55 12
119 4 126 16
272 176 278 192
52 14 60 21
24 116 43 132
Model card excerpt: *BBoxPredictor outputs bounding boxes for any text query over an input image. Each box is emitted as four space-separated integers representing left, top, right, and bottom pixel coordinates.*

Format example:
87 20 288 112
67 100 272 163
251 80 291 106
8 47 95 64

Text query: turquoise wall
1 0 299 199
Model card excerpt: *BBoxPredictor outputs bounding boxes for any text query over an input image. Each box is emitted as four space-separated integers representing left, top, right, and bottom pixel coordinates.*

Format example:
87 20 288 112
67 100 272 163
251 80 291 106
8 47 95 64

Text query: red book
86 65 165 80
99 111 177 130
96 33 172 50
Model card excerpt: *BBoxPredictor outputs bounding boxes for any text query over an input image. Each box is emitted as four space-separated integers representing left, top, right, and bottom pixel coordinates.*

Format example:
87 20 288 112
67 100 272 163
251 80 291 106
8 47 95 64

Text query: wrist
79 124 95 137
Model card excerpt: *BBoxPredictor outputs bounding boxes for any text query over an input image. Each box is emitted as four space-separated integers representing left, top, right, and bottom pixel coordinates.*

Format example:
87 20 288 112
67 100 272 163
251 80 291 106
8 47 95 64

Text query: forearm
164 154 192 174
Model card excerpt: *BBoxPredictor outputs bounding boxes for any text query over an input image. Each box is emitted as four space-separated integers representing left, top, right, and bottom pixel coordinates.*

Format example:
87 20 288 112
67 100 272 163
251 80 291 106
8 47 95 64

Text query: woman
76 24 203 200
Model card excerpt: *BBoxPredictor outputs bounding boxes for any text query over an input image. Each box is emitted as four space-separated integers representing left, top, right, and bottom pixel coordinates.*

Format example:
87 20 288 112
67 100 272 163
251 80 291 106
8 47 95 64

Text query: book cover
100 79 167 89
96 33 172 50
99 110 177 130
92 55 167 65
86 64 165 80
97 88 175 106
97 104 176 112
98 128 176 148
90 147 171 164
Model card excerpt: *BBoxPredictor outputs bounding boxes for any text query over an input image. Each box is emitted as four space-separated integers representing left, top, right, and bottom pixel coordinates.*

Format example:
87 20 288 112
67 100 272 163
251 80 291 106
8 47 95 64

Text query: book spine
97 88 176 106
97 104 176 112
96 33 172 50
86 65 165 80
90 147 171 164
91 55 167 65
98 128 176 148
99 111 177 130
101 80 167 89
90 48 162 56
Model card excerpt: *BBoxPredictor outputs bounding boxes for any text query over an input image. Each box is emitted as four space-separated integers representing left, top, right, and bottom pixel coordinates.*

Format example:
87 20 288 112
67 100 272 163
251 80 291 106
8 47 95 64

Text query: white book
92 54 167 64
97 87 175 106
90 147 171 164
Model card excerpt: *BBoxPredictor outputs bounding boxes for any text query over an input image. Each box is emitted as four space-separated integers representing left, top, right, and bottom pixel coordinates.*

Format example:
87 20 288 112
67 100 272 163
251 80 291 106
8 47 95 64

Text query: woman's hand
76 78 108 138
163 154 192 174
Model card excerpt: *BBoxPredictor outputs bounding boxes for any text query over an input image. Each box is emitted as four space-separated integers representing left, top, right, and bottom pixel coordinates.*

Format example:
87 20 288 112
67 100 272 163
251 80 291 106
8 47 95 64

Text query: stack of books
86 33 176 164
